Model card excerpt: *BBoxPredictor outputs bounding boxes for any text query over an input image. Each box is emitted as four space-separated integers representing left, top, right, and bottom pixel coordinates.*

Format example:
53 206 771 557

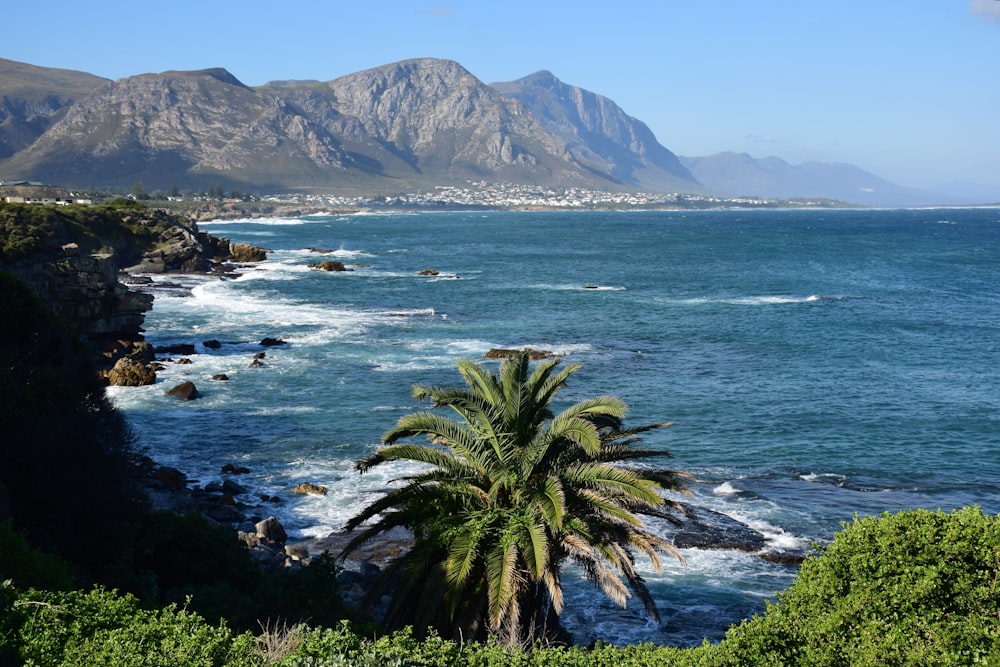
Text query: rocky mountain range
0 57 987 205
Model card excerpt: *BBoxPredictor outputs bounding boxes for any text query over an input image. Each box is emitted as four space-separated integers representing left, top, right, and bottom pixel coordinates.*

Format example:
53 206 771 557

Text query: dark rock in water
417 269 440 276
222 479 248 495
253 352 266 359
484 347 553 360
259 337 287 346
662 503 768 552
759 552 807 566
222 463 250 474
156 343 196 355
203 339 222 349
154 466 188 489
212 373 229 381
175 357 193 365
166 381 199 400
249 358 264 368
308 260 349 272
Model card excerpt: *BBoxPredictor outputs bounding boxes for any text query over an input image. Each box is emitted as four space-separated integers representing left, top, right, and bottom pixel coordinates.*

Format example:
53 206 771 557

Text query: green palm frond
536 474 566 529
456 358 505 407
520 513 550 580
445 519 486 588
486 535 523 630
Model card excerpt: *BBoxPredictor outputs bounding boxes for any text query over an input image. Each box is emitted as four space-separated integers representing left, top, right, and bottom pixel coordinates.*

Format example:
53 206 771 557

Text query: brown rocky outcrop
106 356 157 386
227 242 268 263
484 347 554 360
293 482 328 496
126 219 268 274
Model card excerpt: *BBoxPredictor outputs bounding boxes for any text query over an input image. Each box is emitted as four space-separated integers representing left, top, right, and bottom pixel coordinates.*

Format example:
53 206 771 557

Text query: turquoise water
109 207 1000 645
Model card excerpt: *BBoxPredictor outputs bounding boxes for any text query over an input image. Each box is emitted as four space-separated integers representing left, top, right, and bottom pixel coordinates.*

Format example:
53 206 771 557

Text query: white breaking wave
713 481 743 495
198 217 327 226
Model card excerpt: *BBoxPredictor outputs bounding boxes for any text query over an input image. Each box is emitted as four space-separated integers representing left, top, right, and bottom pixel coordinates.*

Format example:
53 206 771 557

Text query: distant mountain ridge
679 152 954 207
0 57 700 195
0 57 981 205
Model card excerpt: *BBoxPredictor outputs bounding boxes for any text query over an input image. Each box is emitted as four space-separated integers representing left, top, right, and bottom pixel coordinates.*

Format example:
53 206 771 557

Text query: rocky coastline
3 201 802 623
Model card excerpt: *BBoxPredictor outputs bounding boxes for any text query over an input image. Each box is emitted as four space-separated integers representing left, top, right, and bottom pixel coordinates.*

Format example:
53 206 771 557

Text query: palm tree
341 351 689 647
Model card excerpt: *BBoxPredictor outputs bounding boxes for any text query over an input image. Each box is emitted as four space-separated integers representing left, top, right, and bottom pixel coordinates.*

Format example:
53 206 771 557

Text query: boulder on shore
107 356 157 386
255 516 288 545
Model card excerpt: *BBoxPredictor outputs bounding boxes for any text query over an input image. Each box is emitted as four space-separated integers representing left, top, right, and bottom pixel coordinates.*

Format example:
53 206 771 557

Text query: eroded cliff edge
0 199 266 378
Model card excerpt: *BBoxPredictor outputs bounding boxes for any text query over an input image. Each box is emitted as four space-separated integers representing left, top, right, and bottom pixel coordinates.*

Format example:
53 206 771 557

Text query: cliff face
8 249 153 341
0 201 266 370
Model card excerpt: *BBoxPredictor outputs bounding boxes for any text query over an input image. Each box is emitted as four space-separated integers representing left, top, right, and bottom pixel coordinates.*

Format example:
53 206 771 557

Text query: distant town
263 182 846 211
0 179 847 212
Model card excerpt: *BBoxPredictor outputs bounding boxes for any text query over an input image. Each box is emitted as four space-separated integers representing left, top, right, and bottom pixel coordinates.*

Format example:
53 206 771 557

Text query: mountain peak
514 70 560 87
157 68 248 88
490 72 698 191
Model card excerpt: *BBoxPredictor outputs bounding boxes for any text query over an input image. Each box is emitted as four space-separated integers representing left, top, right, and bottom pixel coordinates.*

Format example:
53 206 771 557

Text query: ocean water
108 207 1000 646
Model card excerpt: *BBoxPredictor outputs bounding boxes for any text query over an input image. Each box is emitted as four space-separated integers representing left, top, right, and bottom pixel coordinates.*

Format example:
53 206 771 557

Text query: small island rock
293 482 328 496
167 381 200 400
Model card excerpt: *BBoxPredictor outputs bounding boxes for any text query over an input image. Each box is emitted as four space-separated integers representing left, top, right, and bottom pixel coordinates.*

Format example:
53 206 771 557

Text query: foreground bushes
713 505 1000 665
3 585 259 667
3 507 998 666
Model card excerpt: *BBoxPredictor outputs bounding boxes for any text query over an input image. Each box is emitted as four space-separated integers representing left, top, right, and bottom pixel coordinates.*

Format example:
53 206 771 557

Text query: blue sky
5 1 999 191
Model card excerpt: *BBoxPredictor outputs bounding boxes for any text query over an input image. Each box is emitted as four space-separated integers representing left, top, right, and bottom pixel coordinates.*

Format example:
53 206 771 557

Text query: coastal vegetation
0 198 174 262
3 507 999 665
341 353 689 646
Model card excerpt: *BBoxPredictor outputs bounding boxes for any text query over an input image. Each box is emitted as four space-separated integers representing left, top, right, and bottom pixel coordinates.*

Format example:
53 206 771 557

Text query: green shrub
0 520 74 591
277 623 695 667
711 506 1000 666
8 585 260 667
